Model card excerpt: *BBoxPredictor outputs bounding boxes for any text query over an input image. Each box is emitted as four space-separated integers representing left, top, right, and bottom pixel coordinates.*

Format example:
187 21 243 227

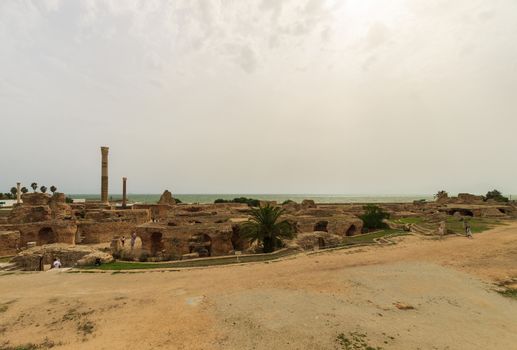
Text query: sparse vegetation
77 321 95 336
282 199 295 205
30 183 38 193
497 288 517 299
0 338 58 350
434 190 448 199
359 205 390 232
40 186 47 194
337 331 383 350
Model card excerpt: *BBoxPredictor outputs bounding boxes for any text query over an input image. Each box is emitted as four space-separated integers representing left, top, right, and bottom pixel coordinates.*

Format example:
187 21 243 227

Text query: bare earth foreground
1 224 517 350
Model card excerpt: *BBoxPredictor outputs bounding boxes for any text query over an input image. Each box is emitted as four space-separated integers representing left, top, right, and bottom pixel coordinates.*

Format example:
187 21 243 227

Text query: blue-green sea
69 194 435 204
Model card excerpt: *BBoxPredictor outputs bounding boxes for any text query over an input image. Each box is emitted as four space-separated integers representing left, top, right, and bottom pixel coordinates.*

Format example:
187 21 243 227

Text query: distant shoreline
68 194 436 204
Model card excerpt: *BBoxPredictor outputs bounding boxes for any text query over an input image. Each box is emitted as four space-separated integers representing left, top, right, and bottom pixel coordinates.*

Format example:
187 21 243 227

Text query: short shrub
138 252 149 262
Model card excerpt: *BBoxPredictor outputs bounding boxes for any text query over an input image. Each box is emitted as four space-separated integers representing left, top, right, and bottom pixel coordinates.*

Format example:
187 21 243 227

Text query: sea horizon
69 193 439 204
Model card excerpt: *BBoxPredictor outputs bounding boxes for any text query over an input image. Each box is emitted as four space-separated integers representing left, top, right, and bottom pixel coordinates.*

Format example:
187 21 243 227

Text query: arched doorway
448 209 474 217
188 234 212 257
38 227 56 245
150 232 163 255
317 237 325 248
314 221 328 232
346 225 357 236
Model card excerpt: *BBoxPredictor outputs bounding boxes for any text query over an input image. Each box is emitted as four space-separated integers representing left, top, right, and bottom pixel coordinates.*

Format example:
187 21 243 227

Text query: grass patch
393 217 424 225
446 217 501 235
79 249 297 271
344 229 407 245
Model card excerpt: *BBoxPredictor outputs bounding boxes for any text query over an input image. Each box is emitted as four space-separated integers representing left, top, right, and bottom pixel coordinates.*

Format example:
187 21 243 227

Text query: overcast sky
1 0 516 195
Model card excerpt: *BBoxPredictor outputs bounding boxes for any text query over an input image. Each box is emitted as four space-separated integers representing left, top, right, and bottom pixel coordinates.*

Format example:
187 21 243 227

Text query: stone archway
448 209 474 217
346 225 357 236
189 234 212 257
314 221 328 232
150 232 164 255
38 227 56 245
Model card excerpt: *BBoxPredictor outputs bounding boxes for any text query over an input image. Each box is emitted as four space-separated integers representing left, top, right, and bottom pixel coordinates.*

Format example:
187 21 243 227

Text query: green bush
359 204 390 231
282 199 295 205
139 252 149 262
484 189 509 202
214 197 260 207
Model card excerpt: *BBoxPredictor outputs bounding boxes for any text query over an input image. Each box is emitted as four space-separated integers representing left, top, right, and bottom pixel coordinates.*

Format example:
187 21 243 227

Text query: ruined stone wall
0 230 20 256
292 216 363 236
4 222 77 246
76 209 150 244
136 222 235 259
78 221 142 244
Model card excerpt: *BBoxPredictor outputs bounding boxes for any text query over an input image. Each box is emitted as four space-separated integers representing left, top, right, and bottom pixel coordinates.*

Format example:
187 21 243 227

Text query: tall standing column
101 146 109 203
122 177 127 209
16 182 21 204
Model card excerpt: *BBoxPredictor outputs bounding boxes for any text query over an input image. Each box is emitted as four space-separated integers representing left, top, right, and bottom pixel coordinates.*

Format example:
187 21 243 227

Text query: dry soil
1 223 517 350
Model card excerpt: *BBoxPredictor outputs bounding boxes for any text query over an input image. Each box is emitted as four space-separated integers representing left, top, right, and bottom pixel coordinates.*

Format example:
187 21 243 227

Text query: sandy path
1 222 516 349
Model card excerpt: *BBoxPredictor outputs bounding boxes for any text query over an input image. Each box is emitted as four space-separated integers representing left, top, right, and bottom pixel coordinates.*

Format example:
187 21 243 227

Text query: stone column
16 182 21 204
101 146 109 203
122 177 127 209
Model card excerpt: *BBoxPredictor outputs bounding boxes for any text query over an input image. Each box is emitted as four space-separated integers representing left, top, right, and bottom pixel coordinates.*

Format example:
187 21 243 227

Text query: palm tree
40 186 48 193
10 187 17 198
31 182 38 192
21 187 28 194
240 204 295 253
50 185 57 194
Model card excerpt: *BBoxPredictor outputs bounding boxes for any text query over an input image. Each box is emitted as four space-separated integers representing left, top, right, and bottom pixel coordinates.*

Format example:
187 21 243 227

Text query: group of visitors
120 232 138 249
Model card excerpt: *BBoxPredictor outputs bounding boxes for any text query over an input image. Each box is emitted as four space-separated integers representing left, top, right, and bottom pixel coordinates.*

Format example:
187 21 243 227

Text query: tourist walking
465 222 473 239
439 221 446 239
120 236 126 247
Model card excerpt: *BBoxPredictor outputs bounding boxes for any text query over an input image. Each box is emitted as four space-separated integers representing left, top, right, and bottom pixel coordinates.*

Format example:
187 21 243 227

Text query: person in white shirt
52 258 62 269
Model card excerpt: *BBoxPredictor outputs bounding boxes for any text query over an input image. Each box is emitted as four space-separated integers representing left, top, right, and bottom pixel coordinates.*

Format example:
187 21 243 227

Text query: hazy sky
1 0 516 195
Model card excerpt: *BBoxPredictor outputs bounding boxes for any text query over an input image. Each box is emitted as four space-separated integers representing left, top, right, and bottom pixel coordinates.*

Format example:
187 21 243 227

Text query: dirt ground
1 223 517 350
